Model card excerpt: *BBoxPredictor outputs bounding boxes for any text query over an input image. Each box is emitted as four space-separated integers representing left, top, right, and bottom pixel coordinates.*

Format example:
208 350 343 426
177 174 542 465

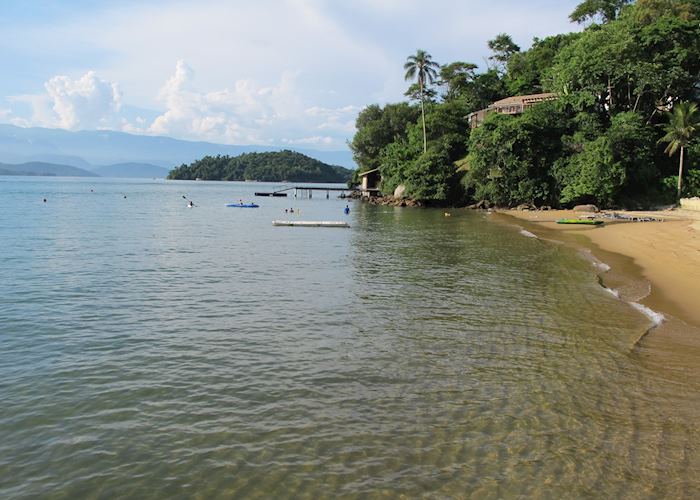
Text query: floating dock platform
272 220 349 228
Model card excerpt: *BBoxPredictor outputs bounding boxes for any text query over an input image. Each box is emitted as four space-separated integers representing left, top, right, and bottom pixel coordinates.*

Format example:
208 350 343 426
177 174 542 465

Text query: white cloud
129 60 359 148
44 71 122 129
282 135 335 146
145 60 306 145
304 105 359 133
8 71 122 130
5 61 358 149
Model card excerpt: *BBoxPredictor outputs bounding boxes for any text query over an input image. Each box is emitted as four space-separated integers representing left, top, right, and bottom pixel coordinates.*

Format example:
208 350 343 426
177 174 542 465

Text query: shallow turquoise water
1 177 699 498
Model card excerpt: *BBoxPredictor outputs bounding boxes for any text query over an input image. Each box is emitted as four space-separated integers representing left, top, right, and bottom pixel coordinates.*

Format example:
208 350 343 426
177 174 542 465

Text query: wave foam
520 229 537 238
630 302 665 327
593 261 611 272
603 287 620 299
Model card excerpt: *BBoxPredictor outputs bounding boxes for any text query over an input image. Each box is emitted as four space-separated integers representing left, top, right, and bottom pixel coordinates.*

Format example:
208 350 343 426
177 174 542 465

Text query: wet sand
498 209 700 329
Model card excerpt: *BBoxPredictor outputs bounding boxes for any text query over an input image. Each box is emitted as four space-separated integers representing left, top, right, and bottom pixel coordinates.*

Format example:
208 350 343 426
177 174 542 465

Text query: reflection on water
1 178 699 498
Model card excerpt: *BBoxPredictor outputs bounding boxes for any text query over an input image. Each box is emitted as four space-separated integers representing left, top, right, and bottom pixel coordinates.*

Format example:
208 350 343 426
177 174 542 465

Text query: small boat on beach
226 203 259 208
556 218 603 225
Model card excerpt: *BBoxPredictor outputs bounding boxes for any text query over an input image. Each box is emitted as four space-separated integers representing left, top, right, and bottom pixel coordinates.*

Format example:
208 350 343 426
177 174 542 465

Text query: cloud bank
7 61 360 149
8 72 122 131
0 0 580 149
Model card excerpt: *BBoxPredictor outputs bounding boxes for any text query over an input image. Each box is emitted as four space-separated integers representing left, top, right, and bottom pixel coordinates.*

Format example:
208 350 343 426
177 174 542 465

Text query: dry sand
499 208 700 328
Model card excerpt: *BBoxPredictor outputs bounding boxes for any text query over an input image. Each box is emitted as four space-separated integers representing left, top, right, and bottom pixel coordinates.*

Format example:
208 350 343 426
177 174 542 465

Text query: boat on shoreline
556 218 603 225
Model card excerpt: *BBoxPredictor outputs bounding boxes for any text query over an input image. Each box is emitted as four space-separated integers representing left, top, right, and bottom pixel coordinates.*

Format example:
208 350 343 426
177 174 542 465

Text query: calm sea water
2 177 700 498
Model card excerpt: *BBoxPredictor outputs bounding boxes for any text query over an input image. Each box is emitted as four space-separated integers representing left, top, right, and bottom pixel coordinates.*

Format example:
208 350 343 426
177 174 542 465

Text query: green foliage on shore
350 0 700 207
167 150 351 183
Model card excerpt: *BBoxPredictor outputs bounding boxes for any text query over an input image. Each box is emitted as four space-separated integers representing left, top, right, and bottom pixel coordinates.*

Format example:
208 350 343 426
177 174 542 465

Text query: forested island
351 0 700 208
167 150 352 183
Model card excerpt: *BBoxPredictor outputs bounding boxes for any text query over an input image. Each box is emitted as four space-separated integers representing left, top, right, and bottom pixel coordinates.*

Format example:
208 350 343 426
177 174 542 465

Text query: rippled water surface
2 177 700 498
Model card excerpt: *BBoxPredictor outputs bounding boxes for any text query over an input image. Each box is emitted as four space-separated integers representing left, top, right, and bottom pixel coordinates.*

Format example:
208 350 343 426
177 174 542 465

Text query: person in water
289 208 294 213
344 205 350 214
188 201 194 208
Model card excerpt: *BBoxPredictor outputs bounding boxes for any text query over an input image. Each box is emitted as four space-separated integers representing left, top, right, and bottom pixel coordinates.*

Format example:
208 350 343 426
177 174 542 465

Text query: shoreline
495 208 700 331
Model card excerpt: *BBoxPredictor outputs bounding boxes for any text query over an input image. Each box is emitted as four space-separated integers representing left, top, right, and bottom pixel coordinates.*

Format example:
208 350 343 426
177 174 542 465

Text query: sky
0 0 582 151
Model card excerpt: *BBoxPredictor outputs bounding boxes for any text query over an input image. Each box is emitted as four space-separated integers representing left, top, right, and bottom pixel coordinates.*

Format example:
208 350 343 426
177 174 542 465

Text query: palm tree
658 101 700 203
404 50 439 153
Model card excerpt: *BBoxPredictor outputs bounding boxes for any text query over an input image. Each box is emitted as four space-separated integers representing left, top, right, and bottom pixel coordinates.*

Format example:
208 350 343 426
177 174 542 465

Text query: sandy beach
498 208 700 329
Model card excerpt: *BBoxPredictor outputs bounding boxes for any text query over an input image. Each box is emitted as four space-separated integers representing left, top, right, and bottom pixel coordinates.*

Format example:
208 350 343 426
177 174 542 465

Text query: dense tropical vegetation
658 101 700 201
168 150 351 183
350 0 700 207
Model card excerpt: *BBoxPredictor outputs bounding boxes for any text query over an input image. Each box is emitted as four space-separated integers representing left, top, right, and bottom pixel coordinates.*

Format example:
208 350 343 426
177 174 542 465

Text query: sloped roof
358 168 380 177
490 92 557 107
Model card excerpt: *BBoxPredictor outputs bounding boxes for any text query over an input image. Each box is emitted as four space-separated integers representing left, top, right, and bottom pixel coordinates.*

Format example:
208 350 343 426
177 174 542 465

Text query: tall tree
439 61 478 101
569 0 632 23
404 49 440 153
658 101 700 202
487 33 520 75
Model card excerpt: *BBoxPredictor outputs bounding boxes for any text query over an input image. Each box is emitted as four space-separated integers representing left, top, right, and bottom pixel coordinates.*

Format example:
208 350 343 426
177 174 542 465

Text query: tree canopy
569 0 633 24
167 150 352 183
349 0 700 206
487 33 521 74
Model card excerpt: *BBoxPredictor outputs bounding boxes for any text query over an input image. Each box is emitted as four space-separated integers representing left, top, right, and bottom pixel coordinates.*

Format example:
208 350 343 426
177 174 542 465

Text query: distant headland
167 150 352 183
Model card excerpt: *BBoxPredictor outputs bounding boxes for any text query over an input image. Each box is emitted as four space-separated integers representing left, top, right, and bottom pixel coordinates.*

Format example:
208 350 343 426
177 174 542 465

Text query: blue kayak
226 203 259 208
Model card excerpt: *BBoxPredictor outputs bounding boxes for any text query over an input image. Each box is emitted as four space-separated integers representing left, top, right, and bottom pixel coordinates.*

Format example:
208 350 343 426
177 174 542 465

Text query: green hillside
167 150 352 183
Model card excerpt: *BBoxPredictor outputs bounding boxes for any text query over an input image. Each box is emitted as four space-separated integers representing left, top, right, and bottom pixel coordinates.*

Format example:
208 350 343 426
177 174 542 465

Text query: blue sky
0 0 581 150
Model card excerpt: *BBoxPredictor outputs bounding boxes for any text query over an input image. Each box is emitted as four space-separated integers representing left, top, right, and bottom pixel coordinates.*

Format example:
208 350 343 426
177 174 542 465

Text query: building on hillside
467 92 558 128
358 168 382 198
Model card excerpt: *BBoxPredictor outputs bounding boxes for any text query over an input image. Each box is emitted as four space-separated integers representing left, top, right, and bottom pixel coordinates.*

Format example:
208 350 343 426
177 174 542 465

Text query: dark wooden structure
358 168 381 198
467 92 558 128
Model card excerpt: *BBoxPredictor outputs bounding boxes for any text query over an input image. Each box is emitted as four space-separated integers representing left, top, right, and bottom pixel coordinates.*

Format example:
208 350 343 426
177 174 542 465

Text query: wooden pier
255 186 380 199
272 220 350 228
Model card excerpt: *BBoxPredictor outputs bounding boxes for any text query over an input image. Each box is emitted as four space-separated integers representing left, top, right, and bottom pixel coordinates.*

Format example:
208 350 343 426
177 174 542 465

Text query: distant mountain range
0 124 356 179
90 163 171 178
0 160 170 178
0 161 99 177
